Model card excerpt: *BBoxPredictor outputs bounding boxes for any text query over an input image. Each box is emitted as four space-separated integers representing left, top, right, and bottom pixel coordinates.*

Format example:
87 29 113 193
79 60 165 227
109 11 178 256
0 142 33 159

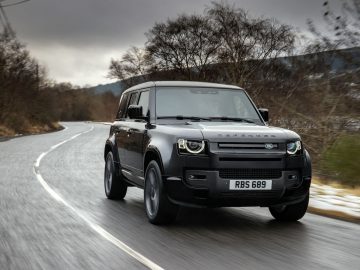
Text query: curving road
0 122 359 270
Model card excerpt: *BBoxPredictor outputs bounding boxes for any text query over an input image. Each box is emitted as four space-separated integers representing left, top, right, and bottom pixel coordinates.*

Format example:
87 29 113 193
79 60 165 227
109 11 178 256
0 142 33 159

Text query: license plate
229 180 272 190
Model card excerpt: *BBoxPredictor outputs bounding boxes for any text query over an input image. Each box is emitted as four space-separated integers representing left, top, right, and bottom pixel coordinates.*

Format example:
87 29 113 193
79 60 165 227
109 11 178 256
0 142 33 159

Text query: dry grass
312 176 360 196
26 122 61 134
0 125 16 137
0 122 62 138
308 206 360 224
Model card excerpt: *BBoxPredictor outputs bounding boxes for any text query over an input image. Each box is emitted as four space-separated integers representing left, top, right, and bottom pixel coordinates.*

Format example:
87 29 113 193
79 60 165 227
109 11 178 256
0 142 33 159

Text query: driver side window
117 93 129 120
125 92 139 118
138 90 150 117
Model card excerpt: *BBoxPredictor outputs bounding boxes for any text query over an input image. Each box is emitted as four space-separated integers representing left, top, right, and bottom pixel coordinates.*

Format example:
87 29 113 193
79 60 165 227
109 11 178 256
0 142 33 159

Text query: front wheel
269 192 309 221
144 160 179 224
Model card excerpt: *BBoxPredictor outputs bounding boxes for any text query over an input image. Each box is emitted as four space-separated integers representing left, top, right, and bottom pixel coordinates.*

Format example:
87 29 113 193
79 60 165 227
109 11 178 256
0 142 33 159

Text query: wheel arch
104 138 120 164
144 147 165 174
303 149 312 179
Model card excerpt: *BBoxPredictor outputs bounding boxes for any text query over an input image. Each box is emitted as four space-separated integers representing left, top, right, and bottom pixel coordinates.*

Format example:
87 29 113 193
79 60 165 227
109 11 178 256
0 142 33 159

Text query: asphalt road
0 122 359 270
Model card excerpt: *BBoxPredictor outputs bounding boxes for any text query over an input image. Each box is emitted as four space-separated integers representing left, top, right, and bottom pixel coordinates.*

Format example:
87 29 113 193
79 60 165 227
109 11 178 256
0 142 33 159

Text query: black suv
104 81 311 224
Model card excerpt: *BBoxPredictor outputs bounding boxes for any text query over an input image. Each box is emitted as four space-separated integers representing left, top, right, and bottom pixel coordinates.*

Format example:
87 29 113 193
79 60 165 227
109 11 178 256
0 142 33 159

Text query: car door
115 91 138 172
125 89 150 185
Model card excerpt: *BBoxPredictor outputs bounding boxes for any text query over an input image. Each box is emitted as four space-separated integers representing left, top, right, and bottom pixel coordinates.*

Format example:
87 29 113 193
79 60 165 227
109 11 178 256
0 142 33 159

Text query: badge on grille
265 143 274 149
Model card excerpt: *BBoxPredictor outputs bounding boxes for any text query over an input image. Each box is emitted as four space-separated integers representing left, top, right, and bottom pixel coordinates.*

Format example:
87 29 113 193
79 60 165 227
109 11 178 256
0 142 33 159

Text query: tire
269 192 309 221
144 160 179 224
104 151 127 200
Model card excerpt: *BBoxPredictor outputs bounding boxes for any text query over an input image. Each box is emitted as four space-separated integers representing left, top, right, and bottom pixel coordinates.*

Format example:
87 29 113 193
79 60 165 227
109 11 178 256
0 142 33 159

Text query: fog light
189 174 206 180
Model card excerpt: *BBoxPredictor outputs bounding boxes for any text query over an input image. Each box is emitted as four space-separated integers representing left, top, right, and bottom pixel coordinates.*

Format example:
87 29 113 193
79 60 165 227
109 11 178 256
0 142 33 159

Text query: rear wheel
144 160 179 224
104 152 127 200
269 192 309 221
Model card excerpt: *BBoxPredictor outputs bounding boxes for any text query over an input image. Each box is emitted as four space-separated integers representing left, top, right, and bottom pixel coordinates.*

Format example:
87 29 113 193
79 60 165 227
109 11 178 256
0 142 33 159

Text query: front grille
218 143 279 149
219 168 282 179
219 157 282 162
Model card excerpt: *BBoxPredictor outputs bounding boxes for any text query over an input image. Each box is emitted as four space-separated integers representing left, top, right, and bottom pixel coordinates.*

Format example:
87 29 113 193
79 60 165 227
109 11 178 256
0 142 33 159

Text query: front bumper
165 170 310 207
163 146 311 207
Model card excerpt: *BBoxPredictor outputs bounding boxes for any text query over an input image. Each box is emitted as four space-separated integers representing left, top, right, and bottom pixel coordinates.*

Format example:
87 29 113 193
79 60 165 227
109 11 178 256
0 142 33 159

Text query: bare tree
323 0 360 47
270 0 360 165
207 1 295 86
145 14 221 80
108 46 153 81
0 31 43 126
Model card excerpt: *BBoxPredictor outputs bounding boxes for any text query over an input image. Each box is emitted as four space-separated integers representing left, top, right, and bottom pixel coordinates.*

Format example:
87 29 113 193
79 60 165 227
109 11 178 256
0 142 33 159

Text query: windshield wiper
209 116 255 124
157 116 211 121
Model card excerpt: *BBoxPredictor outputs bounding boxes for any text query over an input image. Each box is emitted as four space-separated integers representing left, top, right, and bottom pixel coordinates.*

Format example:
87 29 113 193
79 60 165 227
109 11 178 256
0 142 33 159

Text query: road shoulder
309 181 360 223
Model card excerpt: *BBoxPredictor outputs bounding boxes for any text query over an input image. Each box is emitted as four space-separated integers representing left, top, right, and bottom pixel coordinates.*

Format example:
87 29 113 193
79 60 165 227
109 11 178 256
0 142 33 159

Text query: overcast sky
3 0 333 86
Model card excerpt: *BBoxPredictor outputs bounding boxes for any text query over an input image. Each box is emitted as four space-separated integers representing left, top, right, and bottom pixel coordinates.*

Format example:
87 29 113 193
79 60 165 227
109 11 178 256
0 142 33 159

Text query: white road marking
33 124 164 270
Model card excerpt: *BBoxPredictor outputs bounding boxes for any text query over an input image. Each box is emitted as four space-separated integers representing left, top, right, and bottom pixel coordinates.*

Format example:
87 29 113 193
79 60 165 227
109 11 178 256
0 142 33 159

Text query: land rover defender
104 81 311 224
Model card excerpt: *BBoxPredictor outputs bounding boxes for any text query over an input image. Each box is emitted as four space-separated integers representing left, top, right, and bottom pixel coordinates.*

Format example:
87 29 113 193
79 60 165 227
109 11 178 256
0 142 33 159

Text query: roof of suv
123 81 243 93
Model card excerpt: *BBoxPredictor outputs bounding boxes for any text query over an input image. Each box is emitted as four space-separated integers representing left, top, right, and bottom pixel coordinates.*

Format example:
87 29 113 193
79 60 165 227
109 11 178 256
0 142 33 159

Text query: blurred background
0 0 359 212
1 1 360 269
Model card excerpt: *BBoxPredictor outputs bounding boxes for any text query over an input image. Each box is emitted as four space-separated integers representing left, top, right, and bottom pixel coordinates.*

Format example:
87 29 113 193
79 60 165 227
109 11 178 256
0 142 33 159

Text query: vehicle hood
186 122 300 142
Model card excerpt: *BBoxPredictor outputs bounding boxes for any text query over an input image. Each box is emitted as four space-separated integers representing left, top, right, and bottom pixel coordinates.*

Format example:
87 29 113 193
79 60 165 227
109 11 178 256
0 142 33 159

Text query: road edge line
32 124 164 270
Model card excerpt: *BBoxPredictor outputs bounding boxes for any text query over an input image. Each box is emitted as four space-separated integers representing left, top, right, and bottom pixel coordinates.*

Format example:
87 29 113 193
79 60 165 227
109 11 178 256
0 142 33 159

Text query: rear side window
138 90 150 117
117 93 129 119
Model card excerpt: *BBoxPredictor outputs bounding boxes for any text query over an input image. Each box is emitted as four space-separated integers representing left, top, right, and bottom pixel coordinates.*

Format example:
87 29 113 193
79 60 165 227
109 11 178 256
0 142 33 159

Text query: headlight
287 141 302 155
178 139 206 154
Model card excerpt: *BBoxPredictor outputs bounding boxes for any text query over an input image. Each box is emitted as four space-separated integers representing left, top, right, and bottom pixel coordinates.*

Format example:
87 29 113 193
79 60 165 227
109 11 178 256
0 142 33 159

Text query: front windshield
155 87 263 124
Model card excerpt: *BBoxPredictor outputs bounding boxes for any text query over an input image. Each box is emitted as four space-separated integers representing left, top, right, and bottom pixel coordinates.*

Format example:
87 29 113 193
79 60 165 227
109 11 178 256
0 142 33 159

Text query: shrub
321 134 360 187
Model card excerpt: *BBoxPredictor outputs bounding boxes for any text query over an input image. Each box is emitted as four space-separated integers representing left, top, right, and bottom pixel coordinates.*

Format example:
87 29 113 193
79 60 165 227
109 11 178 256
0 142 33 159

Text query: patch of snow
310 183 360 218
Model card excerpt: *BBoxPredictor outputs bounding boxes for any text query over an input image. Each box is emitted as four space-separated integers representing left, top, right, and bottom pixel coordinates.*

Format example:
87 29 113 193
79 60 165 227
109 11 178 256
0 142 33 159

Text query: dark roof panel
154 81 242 89
123 81 242 93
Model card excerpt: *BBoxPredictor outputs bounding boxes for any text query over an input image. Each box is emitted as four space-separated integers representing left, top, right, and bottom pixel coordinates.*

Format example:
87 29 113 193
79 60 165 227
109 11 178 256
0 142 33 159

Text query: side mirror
258 108 269 122
128 105 143 119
